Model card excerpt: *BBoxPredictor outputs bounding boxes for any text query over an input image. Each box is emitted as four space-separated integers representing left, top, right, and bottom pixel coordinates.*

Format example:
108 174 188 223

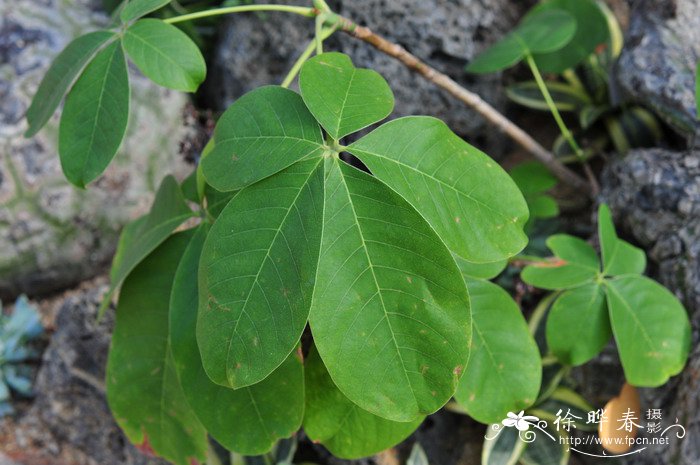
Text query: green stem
281 38 316 88
163 4 317 24
315 14 324 54
281 25 336 88
526 54 584 160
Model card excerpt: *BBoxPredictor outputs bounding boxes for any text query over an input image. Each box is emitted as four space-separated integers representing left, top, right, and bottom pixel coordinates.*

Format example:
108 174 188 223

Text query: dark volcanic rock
204 0 532 156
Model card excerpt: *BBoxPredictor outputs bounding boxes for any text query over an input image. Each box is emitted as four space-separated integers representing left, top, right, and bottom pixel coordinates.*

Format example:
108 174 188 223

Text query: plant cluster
24 0 692 464
0 296 44 416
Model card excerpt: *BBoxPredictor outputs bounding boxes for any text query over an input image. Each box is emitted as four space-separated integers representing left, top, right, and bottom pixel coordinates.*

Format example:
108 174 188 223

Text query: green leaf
25 31 116 137
299 52 394 140
455 279 541 424
482 425 525 465
201 86 324 191
123 19 206 92
349 116 528 262
310 158 470 422
509 162 557 196
198 159 324 388
106 231 207 465
546 282 609 365
121 0 171 22
528 195 559 220
605 275 691 387
454 255 507 280
531 0 610 73
303 347 421 459
466 9 576 73
170 225 304 455
519 424 569 465
102 175 194 315
58 40 130 187
521 234 599 290
506 81 590 112
598 204 646 276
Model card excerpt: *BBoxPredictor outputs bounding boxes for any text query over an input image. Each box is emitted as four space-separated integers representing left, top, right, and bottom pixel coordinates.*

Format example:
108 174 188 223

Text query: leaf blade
58 40 130 187
310 158 471 422
25 31 116 137
106 231 207 465
201 86 324 191
304 347 421 459
170 225 304 455
349 116 529 262
598 204 646 276
198 159 324 388
121 0 171 22
455 279 541 424
123 19 206 92
299 52 394 139
606 275 691 387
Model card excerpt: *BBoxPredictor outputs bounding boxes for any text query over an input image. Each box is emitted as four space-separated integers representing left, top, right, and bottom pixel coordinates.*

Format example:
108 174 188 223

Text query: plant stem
332 16 592 196
163 4 316 24
281 38 317 88
525 55 583 159
315 14 324 54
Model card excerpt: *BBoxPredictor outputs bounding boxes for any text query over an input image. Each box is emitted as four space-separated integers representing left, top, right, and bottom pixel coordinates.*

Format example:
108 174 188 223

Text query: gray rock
204 0 530 155
0 0 191 300
2 284 168 465
615 0 700 137
600 147 700 464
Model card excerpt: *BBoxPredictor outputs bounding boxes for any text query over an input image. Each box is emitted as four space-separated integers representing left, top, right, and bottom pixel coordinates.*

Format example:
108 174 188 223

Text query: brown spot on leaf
453 365 463 376
136 435 155 457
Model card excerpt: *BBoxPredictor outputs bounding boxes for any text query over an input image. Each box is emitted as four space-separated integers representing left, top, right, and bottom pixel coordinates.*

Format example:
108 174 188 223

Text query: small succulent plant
0 295 43 416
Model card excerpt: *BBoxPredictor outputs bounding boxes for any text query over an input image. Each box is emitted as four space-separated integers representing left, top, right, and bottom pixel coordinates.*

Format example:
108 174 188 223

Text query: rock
0 283 168 465
615 0 700 137
0 0 191 300
600 147 700 464
204 0 530 155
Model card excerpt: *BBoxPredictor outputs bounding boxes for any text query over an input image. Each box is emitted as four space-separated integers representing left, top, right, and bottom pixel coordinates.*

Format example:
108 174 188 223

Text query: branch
334 16 592 196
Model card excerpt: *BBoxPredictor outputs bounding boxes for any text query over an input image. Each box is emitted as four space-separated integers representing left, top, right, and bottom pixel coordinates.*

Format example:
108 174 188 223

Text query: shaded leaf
304 347 421 459
198 159 324 388
121 0 171 22
123 19 206 92
606 275 691 387
407 443 430 465
519 424 569 465
482 425 525 465
530 386 596 432
598 204 645 276
349 116 528 262
455 279 541 424
25 31 115 137
509 162 557 195
521 235 599 290
528 195 559 220
58 40 129 187
299 52 394 140
454 255 507 280
546 282 609 366
507 81 589 112
310 158 470 422
466 9 576 73
170 225 304 455
201 86 324 191
102 175 194 314
106 231 207 465
531 0 609 73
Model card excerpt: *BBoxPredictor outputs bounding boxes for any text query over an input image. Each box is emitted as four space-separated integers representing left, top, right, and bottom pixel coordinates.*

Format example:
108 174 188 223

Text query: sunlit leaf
521 234 599 290
121 0 171 22
598 204 645 276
